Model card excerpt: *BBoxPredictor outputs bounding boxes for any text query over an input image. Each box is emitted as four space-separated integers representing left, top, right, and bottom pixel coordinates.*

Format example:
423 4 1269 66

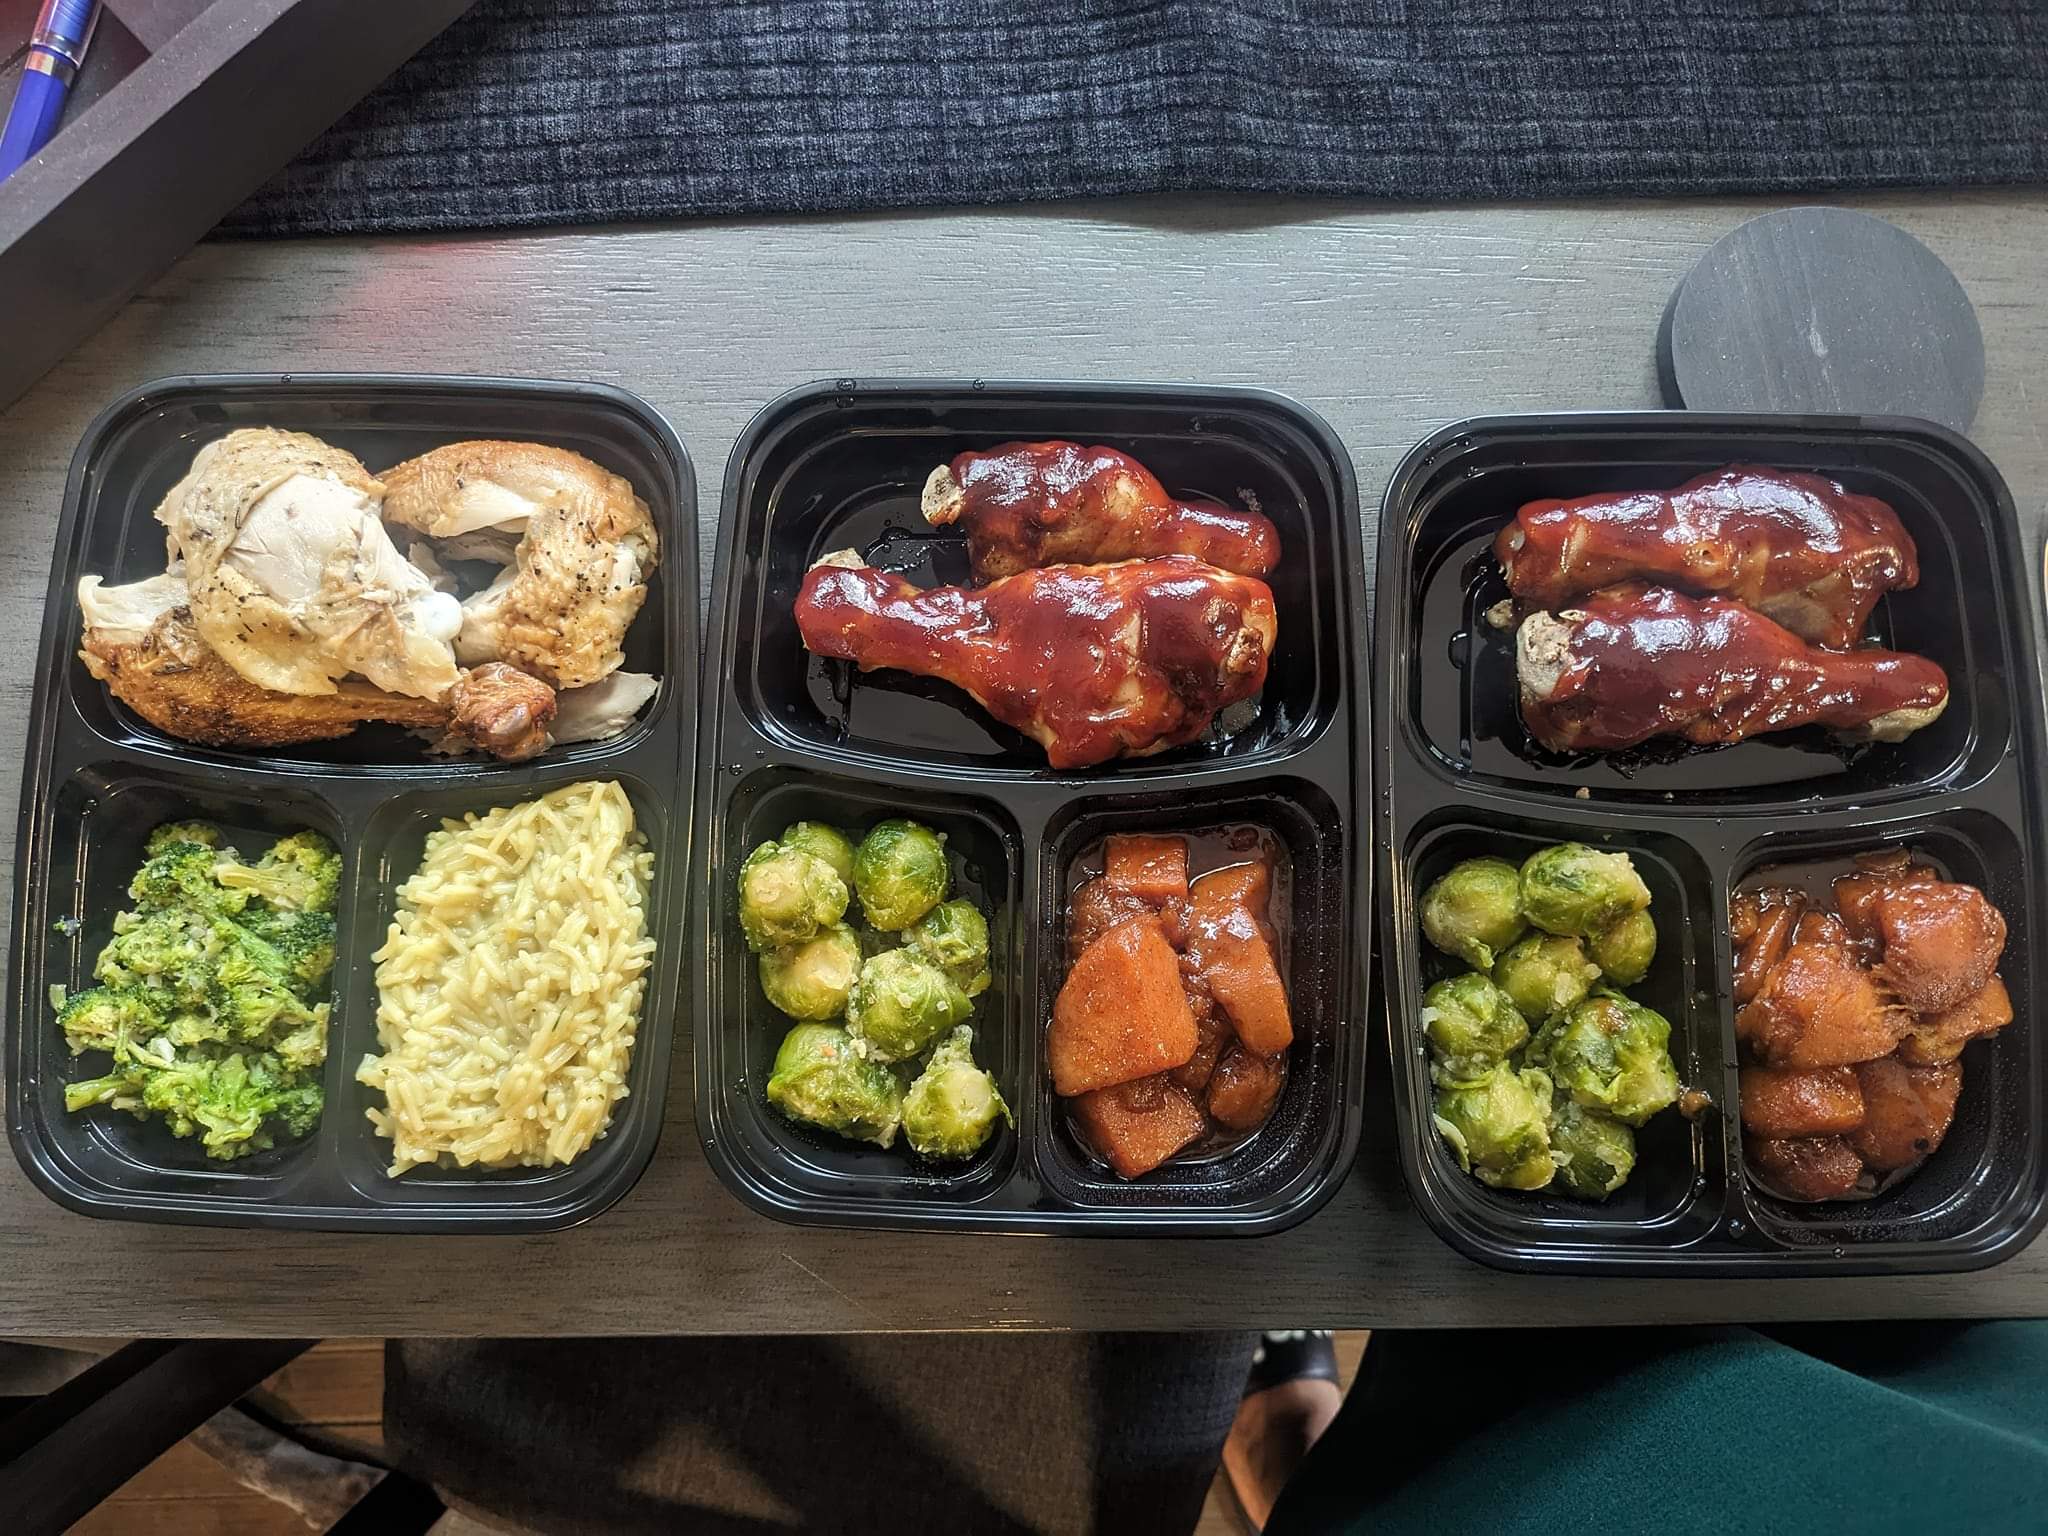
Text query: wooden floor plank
255 1339 385 1425
71 1490 304 1536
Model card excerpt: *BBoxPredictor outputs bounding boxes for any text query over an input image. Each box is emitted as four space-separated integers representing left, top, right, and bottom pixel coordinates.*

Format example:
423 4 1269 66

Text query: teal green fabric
1268 1323 2048 1535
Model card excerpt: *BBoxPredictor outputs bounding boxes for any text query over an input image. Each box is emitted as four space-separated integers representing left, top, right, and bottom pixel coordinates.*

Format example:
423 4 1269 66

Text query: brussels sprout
1419 971 1529 1083
845 949 972 1063
1518 844 1651 939
852 819 951 931
765 1023 903 1146
905 899 992 997
780 821 857 885
1549 1098 1636 1200
1419 857 1527 970
902 1026 1011 1160
1588 908 1658 988
1432 1063 1556 1191
759 923 862 1021
737 840 849 953
1491 932 1601 1023
1529 991 1682 1127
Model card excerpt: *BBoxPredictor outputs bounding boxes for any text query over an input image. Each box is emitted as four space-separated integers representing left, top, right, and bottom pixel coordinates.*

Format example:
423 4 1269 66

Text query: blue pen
0 0 100 182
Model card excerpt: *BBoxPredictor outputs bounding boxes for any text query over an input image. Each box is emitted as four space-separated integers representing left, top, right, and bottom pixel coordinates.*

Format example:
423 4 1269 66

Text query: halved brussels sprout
902 1025 1011 1160
845 948 972 1063
1432 1063 1556 1191
1518 843 1651 939
1588 907 1657 988
905 898 992 997
852 819 951 931
780 821 857 885
1419 857 1527 970
1529 991 1681 1127
1491 932 1601 1023
1420 971 1529 1083
765 1023 904 1146
1548 1098 1636 1200
759 923 862 1021
738 840 849 953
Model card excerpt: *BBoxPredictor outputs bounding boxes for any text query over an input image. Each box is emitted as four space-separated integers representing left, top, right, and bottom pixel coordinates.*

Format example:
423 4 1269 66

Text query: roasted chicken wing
1516 583 1949 753
152 428 462 700
1495 464 1917 648
922 441 1280 583
382 440 659 691
794 553 1276 768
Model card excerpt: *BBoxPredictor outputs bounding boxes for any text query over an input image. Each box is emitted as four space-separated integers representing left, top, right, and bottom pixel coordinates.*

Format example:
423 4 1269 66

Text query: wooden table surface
2 191 2044 1336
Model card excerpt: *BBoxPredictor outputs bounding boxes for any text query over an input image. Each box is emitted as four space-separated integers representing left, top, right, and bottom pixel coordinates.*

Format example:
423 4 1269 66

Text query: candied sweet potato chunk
1739 1065 1866 1138
1746 1134 1866 1201
1849 1055 1963 1171
1071 1075 1208 1177
1899 974 2013 1067
1104 834 1190 908
1049 918 1198 1096
1170 992 1231 1095
1069 875 1185 963
1185 862 1292 1055
1207 1046 1287 1132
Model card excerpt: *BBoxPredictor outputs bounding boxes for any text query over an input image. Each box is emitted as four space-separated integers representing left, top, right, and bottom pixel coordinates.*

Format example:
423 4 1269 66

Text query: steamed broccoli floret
61 825 333 1160
239 907 337 993
213 830 341 914
93 910 217 1004
55 985 165 1058
145 821 220 856
129 839 249 918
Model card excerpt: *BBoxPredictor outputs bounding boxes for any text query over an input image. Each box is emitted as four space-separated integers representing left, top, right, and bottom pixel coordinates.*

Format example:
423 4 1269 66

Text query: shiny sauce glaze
794 556 1275 769
1495 464 1918 648
1523 583 1949 752
1059 825 1292 1171
947 441 1282 581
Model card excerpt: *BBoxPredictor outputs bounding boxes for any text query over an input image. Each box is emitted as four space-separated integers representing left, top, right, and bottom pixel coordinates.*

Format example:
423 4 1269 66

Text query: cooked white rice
360 779 656 1176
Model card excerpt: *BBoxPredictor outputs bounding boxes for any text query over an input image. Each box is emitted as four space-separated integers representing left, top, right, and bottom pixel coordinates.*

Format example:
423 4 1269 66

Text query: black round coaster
1658 207 1984 432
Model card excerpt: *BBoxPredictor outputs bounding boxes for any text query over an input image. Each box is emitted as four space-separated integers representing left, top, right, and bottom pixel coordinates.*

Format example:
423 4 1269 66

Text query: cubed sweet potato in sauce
1071 1075 1209 1177
1848 1055 1963 1171
1206 1046 1287 1132
1185 862 1292 1055
1104 834 1190 908
1739 1065 1866 1139
1048 918 1198 1096
1170 994 1231 1096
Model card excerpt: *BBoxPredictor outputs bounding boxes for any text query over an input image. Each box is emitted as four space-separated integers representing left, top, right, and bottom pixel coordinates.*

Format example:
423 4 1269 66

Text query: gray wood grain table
2 191 2044 1337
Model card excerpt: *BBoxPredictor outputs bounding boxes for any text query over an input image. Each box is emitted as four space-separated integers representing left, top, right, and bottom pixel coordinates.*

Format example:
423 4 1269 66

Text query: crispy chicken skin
922 441 1280 583
1516 583 1950 753
1495 464 1918 648
1735 911 1908 1068
383 440 659 691
1849 1056 1963 1171
1740 1065 1866 1138
1746 1134 1867 1201
794 553 1276 769
81 605 556 761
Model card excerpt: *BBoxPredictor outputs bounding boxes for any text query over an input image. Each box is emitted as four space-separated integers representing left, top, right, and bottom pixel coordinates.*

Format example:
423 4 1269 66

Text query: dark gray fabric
226 0 2048 238
384 1331 1257 1535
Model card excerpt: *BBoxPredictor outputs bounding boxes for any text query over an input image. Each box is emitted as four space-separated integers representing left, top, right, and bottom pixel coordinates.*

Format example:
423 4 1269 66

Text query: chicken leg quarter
794 553 1276 768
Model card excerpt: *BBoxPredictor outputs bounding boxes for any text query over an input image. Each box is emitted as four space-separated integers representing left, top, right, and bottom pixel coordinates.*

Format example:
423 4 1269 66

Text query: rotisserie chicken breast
152 428 462 700
381 440 658 690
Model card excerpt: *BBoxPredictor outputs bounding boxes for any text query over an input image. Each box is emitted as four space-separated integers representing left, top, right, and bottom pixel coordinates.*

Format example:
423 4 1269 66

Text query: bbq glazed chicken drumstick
1516 583 1949 753
921 441 1281 583
794 552 1276 769
1495 464 1918 649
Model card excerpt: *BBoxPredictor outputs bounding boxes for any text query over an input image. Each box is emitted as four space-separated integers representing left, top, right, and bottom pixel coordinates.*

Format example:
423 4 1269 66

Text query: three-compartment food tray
691 380 1372 1234
5 375 697 1231
1375 412 2048 1275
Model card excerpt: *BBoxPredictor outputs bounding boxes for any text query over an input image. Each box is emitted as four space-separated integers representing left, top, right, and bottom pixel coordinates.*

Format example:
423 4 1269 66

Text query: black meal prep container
693 380 1370 1233
6 375 697 1231
1376 412 2048 1275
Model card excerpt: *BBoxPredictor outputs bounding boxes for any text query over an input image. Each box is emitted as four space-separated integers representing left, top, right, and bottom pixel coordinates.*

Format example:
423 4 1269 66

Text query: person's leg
1220 1331 1344 1531
386 1330 1257 1536
1266 1322 2048 1536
